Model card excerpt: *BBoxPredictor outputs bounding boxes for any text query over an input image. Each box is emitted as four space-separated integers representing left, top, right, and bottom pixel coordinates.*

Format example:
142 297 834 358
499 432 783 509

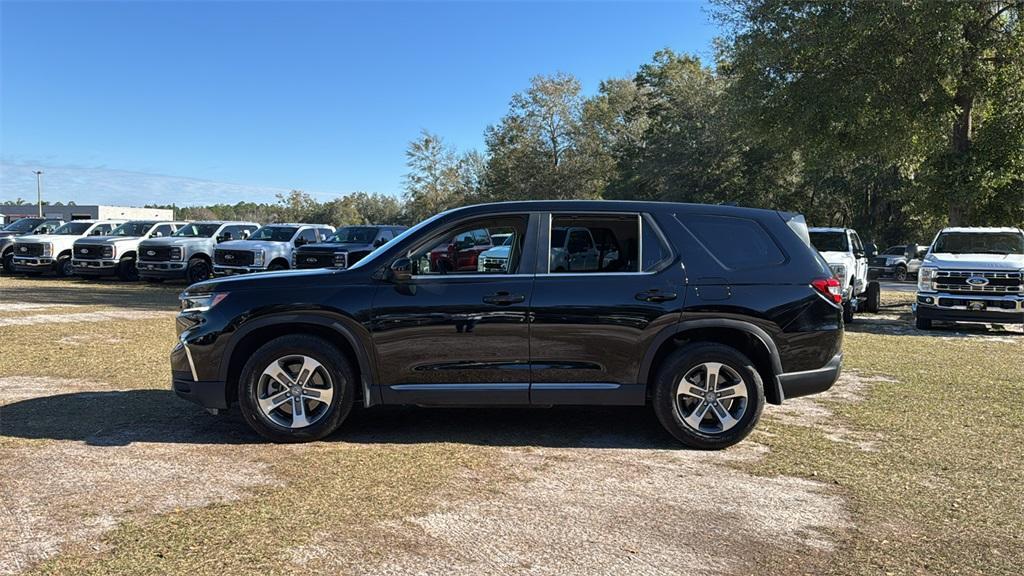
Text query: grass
2 275 1022 575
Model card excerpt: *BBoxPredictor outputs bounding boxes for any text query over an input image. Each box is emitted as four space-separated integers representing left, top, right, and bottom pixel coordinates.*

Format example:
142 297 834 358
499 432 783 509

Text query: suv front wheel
652 342 765 450
238 334 354 443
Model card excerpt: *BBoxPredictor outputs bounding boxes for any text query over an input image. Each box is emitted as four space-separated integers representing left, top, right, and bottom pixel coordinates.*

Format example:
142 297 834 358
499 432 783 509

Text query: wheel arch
190 252 213 263
641 319 784 405
219 312 377 408
269 256 290 269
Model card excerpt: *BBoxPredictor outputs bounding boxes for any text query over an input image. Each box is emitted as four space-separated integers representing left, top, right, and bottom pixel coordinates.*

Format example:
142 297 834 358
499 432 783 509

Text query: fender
218 311 381 406
639 318 784 403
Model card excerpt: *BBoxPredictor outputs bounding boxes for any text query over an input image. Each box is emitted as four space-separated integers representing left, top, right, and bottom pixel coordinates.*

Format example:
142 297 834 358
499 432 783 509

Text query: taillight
811 277 843 304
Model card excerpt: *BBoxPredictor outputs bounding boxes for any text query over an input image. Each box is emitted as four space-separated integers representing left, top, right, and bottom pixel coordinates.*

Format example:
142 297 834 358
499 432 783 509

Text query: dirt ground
1 275 1021 576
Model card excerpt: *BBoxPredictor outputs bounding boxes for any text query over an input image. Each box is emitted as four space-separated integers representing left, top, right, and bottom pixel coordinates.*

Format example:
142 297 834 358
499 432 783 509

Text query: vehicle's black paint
171 200 842 415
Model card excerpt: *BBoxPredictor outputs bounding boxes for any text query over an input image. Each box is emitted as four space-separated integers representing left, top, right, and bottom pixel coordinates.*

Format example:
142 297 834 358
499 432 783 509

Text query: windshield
109 222 156 237
52 222 92 235
932 232 1024 255
882 246 905 256
250 226 298 242
2 218 43 232
809 231 849 252
347 212 447 270
173 223 221 238
329 227 378 244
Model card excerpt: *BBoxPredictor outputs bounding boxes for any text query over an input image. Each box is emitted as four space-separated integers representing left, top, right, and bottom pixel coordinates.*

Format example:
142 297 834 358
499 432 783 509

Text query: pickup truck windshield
250 226 298 242
52 222 92 235
110 222 156 237
809 231 848 252
174 223 221 238
329 227 377 244
932 232 1024 255
2 218 43 232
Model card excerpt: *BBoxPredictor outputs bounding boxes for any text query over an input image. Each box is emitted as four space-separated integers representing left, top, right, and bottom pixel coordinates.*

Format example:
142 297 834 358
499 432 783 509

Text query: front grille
295 251 337 269
140 246 174 261
934 270 1022 294
75 244 105 259
16 243 44 257
215 249 254 266
937 297 1019 310
869 257 889 267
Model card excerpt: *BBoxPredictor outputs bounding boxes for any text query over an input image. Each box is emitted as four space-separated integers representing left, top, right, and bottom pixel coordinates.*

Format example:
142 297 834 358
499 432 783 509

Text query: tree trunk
948 86 974 227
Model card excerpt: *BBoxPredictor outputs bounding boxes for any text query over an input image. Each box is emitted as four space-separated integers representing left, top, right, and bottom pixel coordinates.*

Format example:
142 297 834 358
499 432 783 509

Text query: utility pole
33 171 44 217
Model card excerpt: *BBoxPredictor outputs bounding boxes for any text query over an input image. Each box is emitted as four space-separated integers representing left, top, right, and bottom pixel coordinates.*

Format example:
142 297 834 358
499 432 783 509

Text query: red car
428 228 493 272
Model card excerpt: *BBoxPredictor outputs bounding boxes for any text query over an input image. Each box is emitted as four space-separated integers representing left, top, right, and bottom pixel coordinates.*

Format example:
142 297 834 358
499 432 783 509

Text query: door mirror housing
389 257 413 282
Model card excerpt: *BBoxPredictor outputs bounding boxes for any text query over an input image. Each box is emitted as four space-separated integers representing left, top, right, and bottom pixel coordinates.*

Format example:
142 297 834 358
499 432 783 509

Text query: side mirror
294 238 307 247
389 257 413 282
154 232 164 238
222 232 233 242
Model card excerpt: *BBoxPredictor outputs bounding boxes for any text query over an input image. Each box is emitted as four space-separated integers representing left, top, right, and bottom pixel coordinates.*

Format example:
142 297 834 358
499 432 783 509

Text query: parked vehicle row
0 217 406 283
808 227 880 323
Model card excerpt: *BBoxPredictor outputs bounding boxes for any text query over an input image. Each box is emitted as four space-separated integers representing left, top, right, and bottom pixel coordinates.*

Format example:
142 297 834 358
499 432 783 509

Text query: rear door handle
635 289 677 303
483 292 526 305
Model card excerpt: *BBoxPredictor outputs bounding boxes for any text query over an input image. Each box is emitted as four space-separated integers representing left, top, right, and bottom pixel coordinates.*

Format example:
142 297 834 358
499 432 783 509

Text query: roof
263 222 334 228
939 227 1023 234
188 220 260 225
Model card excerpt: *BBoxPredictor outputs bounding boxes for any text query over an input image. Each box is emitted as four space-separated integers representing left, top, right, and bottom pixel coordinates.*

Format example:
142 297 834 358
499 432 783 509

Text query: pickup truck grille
75 244 105 259
215 249 255 266
869 257 891 267
934 270 1023 294
295 251 337 269
16 243 44 256
140 246 174 261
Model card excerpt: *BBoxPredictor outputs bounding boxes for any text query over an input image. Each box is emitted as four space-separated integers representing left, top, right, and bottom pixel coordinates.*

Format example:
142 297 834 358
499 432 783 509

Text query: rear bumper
778 352 842 401
138 260 188 278
72 259 118 275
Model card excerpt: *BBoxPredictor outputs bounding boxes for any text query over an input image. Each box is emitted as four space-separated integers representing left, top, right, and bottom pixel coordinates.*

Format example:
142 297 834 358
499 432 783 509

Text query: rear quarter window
678 214 785 270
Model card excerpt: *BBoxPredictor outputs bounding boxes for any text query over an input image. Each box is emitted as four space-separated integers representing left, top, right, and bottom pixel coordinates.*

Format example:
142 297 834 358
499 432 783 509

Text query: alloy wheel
675 362 749 434
256 354 335 429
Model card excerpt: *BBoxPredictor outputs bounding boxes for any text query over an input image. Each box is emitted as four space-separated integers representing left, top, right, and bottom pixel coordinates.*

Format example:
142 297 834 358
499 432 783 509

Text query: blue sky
1 1 719 206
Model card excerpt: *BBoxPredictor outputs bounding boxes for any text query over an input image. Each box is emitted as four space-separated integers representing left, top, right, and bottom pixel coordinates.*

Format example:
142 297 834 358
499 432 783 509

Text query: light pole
33 171 44 217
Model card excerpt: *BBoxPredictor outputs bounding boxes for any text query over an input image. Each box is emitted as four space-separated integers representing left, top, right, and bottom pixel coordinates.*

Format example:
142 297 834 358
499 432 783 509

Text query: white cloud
0 161 347 207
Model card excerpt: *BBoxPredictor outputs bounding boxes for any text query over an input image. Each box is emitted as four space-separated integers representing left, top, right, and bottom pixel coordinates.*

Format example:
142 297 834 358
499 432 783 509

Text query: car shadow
846 305 1024 339
2 276 180 311
0 389 677 449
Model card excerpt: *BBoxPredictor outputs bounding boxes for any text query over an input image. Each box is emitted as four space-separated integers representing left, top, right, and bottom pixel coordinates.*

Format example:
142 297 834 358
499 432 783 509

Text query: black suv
292 225 407 269
172 201 843 449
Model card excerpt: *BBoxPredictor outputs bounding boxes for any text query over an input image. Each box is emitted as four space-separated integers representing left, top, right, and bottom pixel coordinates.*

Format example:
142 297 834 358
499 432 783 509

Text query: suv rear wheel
238 334 354 443
652 342 765 450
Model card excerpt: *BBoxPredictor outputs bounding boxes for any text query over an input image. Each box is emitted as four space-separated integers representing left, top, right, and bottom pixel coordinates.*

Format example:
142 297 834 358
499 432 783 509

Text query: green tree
402 130 479 223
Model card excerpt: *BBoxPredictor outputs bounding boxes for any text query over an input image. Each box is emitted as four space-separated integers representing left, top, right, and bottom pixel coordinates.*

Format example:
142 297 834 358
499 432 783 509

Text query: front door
371 213 536 405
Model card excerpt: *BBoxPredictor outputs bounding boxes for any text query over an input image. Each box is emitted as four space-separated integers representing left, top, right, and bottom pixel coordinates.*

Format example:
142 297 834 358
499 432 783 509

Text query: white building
0 204 174 225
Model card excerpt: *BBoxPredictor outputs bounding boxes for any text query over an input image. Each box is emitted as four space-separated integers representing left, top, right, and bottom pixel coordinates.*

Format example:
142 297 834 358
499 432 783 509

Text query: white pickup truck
914 227 1024 329
809 227 880 323
11 220 123 277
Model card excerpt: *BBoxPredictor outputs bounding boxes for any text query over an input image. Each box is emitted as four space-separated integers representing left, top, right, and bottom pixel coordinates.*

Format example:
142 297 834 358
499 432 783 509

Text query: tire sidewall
187 258 211 283
238 335 354 443
895 265 907 282
56 256 73 277
653 343 765 450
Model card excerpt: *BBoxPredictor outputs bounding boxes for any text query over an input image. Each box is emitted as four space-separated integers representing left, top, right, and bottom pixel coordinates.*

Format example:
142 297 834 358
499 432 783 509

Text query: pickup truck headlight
41 243 52 257
918 266 937 292
253 250 265 267
334 251 348 268
829 263 847 281
170 247 183 261
179 292 228 313
102 246 115 259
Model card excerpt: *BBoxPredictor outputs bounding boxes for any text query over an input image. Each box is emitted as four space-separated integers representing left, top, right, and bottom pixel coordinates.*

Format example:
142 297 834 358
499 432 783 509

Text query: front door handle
483 292 526 305
635 289 678 303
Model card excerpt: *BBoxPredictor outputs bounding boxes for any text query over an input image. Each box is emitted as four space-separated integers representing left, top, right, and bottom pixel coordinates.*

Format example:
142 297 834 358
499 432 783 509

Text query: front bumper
138 260 188 278
214 265 267 275
915 292 1024 324
171 341 228 409
778 352 842 401
12 256 54 271
72 259 118 275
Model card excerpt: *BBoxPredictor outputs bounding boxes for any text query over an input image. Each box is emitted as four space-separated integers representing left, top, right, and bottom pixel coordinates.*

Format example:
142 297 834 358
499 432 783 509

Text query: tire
116 258 139 281
54 255 74 277
267 260 288 272
894 265 908 282
863 281 880 313
842 300 855 323
915 316 932 330
652 342 765 450
238 334 354 443
186 257 212 284
1 251 15 275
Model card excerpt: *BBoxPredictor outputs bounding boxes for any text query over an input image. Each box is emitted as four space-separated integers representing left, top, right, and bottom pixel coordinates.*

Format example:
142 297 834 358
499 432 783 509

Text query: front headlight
918 267 937 292
103 245 115 258
170 247 183 261
829 263 847 280
253 250 265 267
179 292 229 313
334 251 348 269
42 243 52 257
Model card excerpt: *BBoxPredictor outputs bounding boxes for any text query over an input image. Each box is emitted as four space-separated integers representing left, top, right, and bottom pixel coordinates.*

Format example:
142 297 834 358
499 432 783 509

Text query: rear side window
680 215 785 270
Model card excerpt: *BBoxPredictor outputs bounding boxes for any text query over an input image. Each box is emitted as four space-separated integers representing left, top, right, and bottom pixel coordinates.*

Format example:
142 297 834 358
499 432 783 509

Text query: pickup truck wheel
652 342 765 450
842 301 855 323
915 316 933 330
55 255 74 277
117 258 139 281
894 265 908 282
1 251 14 274
186 258 211 283
863 282 880 313
238 335 354 443
267 261 288 272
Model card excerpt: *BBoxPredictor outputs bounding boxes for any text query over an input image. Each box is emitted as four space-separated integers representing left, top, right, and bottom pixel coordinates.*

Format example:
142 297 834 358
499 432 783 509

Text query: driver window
152 224 173 237
296 228 318 244
410 216 526 276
